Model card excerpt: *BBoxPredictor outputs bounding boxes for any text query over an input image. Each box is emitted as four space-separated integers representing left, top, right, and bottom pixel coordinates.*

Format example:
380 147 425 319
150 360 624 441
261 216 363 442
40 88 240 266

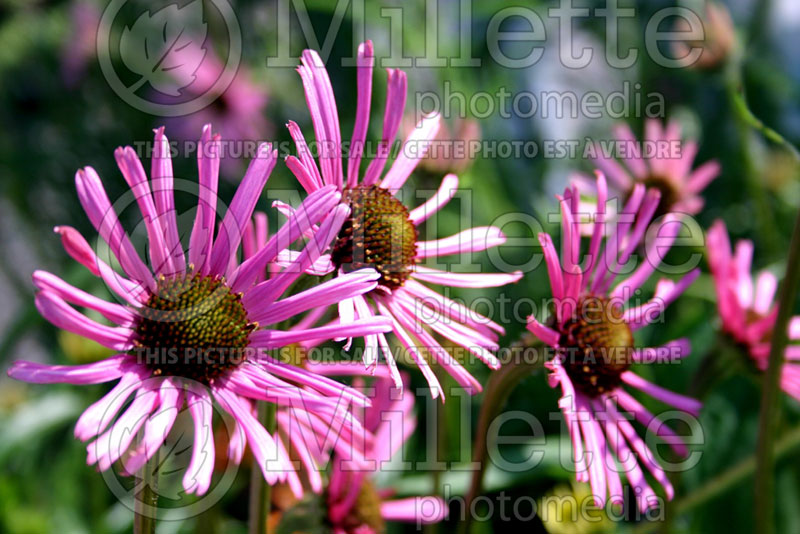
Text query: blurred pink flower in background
402 115 482 176
61 0 101 88
574 119 720 219
707 220 800 400
323 368 447 533
159 45 271 178
527 172 701 511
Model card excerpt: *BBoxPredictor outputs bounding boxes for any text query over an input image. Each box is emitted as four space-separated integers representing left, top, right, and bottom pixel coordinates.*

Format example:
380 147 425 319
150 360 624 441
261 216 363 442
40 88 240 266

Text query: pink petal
231 185 340 292
75 167 154 290
380 113 441 191
347 40 374 187
298 49 343 188
208 143 277 277
381 497 448 523
188 125 221 275
151 127 185 274
53 226 145 306
408 174 459 225
416 226 506 258
8 353 133 386
114 146 170 275
183 387 216 494
362 68 408 186
411 266 522 288
35 291 134 351
32 270 136 327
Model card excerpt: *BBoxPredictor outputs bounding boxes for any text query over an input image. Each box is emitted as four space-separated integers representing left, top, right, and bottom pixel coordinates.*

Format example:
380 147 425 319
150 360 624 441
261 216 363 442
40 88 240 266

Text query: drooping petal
408 174 459 226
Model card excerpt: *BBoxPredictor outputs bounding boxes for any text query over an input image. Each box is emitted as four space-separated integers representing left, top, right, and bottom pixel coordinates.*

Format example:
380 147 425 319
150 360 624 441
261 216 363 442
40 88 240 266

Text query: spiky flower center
642 173 681 218
134 274 256 385
560 296 634 397
337 479 386 534
331 185 418 290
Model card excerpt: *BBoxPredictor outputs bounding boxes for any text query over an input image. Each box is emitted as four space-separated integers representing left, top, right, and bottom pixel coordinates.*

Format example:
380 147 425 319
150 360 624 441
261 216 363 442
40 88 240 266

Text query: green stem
724 48 781 255
249 402 277 534
726 81 800 534
634 424 800 534
755 199 800 533
460 334 545 534
133 451 159 534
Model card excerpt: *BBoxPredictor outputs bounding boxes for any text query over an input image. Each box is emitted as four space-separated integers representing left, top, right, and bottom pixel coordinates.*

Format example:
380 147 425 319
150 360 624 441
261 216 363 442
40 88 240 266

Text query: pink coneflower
575 119 720 218
160 47 271 177
6 125 392 495
707 220 800 400
285 40 522 398
61 0 101 88
527 172 702 511
318 366 447 533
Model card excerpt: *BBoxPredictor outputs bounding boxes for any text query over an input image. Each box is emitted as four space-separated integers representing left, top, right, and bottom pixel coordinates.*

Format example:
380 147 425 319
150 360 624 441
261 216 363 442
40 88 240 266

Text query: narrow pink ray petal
375 298 443 400
411 266 522 288
114 146 170 275
620 371 701 415
231 185 340 292
182 387 216 495
214 388 282 484
151 127 185 274
612 123 647 178
32 270 136 327
363 68 408 186
7 353 133 387
615 390 689 456
527 316 560 347
416 226 506 258
53 226 145 306
409 174 459 225
242 204 349 308
686 160 720 194
35 291 134 351
381 497 448 523
208 143 277 277
252 269 379 325
75 167 155 290
188 125 221 275
298 49 343 187
347 40 374 187
286 120 324 191
74 369 145 440
380 113 441 191
250 317 392 349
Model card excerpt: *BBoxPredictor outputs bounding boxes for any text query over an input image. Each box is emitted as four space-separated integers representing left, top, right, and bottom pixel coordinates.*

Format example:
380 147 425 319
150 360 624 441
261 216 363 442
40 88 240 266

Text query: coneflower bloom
320 367 447 533
707 220 800 400
527 172 702 511
575 119 720 218
159 46 271 177
285 40 522 398
7 125 392 495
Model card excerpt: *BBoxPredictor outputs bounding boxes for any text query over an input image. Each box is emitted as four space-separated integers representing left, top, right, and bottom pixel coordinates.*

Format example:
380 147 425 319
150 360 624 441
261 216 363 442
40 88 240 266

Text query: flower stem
729 88 800 534
461 333 545 534
249 401 276 534
755 203 800 533
134 451 159 534
634 423 800 534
